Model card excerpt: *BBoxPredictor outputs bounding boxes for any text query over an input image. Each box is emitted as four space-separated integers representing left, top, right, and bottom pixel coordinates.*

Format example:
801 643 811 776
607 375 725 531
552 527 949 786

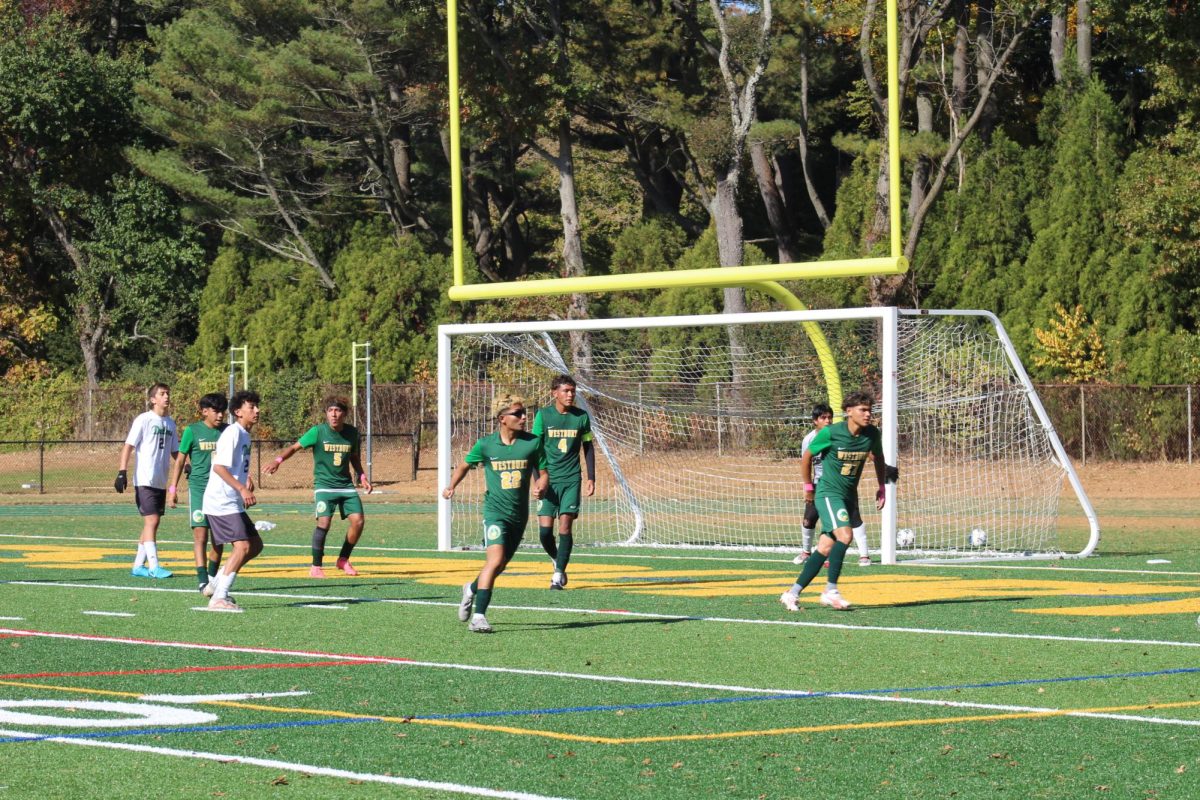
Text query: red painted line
0 660 376 680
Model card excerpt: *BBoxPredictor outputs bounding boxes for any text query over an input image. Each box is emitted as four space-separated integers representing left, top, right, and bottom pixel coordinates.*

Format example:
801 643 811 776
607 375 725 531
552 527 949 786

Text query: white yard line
0 729 576 800
5 579 1200 650
81 611 135 618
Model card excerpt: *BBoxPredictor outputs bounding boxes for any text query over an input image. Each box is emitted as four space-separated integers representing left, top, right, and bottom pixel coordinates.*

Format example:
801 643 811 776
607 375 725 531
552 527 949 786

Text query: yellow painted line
0 679 137 698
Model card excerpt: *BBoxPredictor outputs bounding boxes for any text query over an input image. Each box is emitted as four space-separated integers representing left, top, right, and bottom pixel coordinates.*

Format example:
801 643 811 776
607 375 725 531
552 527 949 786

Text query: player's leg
192 527 210 590
550 481 581 588
207 514 252 611
537 483 561 561
464 521 522 632
335 496 365 575
310 497 333 577
782 495 849 611
134 488 171 578
794 501 819 564
853 523 870 565
820 526 854 609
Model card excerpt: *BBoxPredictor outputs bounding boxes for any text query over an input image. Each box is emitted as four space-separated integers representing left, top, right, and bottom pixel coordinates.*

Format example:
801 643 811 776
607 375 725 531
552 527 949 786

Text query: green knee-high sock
554 533 573 572
539 526 557 559
312 527 329 566
793 547 827 592
207 557 221 577
337 539 355 561
196 567 209 585
826 539 850 585
475 588 493 615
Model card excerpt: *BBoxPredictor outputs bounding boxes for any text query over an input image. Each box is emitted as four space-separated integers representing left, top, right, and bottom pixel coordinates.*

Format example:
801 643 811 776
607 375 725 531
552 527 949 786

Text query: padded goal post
437 308 1100 563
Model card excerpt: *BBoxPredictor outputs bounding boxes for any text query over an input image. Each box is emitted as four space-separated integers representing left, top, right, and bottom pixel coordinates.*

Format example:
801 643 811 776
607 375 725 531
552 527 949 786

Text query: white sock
132 542 147 569
788 584 802 596
213 570 237 599
852 525 869 558
801 527 814 551
144 541 159 570
825 582 837 593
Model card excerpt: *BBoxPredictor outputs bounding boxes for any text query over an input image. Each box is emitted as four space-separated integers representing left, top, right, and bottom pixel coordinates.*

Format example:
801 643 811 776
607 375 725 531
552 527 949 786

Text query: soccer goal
438 308 1100 563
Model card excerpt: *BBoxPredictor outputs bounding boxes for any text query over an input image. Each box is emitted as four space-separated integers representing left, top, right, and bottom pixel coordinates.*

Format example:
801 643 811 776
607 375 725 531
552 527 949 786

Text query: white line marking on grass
140 691 309 703
0 729 576 800
4 532 1199 576
0 616 24 621
301 604 348 610
81 611 135 618
7 580 1200 651
3 629 1198 730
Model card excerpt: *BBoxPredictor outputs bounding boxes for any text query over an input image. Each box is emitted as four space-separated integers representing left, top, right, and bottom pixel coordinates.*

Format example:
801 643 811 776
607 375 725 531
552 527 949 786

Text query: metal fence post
1080 385 1086 466
1189 384 1194 465
39 435 45 494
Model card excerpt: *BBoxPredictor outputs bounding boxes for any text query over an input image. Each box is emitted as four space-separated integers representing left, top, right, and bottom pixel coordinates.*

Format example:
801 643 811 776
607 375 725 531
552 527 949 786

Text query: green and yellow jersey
464 431 547 524
531 405 592 484
297 422 360 490
807 420 884 498
178 421 226 490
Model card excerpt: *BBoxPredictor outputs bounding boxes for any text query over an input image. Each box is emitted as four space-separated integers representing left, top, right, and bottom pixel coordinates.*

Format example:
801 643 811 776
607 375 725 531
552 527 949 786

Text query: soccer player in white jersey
201 390 264 612
115 383 178 579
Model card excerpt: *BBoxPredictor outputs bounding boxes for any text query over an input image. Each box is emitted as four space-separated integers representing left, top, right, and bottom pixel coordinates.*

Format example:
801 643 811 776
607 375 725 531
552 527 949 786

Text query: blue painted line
411 665 1200 721
0 715 379 745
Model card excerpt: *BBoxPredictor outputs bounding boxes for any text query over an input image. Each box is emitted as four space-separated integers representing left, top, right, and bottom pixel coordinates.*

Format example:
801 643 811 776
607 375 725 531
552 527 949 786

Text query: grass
1 501 1199 799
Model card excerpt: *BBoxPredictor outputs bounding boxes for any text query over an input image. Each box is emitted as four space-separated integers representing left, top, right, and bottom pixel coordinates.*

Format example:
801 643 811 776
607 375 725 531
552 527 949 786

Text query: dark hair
842 391 874 410
811 403 833 420
323 396 349 413
199 393 228 413
229 390 261 413
551 374 576 391
146 382 170 399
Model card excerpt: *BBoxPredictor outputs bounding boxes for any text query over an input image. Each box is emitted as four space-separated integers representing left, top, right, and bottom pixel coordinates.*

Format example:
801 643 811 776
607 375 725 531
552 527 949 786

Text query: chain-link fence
0 383 1195 496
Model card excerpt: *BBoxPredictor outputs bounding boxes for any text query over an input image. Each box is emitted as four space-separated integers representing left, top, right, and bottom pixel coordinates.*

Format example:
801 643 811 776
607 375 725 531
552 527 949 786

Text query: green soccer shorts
814 493 862 535
537 480 582 518
482 518 526 559
188 487 209 529
314 492 364 520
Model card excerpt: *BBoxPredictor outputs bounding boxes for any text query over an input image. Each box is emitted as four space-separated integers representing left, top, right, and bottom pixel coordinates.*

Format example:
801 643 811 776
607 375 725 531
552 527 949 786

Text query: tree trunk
1050 6 1067 83
909 92 933 222
1076 0 1092 77
548 119 593 379
749 140 798 263
974 0 997 142
953 1 970 118
795 7 831 230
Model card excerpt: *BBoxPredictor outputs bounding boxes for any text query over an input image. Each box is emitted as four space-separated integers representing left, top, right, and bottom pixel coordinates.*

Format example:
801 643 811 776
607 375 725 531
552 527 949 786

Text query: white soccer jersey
202 422 252 516
802 428 824 482
124 411 177 489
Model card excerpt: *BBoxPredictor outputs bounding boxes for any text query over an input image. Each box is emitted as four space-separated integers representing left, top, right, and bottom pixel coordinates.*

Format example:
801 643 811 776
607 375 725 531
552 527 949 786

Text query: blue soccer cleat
131 566 151 578
148 566 173 579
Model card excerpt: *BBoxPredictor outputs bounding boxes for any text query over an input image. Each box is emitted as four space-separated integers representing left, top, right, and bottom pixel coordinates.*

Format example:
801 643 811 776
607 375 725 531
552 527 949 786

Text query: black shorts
207 512 259 545
135 486 166 517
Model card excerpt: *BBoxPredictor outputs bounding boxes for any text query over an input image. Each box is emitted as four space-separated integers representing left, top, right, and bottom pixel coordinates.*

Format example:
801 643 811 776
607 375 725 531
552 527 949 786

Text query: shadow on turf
880 596 1039 609
497 616 699 632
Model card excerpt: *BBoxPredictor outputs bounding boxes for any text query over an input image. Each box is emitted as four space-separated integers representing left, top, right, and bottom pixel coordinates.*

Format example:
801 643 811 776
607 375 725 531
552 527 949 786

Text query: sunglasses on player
503 408 527 418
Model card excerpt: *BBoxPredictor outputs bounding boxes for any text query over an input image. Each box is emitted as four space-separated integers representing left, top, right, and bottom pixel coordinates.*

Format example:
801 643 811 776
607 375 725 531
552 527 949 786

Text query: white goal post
437 308 1100 563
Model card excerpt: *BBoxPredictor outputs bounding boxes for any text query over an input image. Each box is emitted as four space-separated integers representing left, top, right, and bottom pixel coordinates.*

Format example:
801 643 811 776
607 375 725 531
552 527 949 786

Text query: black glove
885 464 899 484
114 470 128 493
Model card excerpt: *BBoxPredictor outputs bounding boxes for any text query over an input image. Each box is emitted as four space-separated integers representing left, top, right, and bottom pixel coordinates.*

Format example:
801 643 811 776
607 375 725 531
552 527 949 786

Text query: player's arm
582 439 596 497
349 451 372 494
264 441 304 474
167 427 193 508
800 450 815 502
532 445 550 499
212 463 256 507
443 440 484 499
115 420 138 495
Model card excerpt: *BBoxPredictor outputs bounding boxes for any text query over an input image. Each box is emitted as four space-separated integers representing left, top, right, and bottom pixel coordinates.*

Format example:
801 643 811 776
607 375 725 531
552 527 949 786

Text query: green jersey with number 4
806 420 883 498
178 421 226 490
531 405 592 483
464 431 546 524
297 423 360 489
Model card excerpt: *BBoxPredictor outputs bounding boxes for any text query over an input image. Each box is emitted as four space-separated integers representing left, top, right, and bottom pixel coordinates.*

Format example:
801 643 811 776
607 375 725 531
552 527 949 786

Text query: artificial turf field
1 499 1198 799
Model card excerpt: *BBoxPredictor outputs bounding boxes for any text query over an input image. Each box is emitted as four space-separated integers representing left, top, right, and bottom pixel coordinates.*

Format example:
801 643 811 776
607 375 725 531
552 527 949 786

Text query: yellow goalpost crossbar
443 0 907 412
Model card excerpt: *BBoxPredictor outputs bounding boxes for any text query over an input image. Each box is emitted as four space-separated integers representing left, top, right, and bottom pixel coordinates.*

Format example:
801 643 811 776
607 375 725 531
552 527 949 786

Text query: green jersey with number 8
806 420 883 498
464 431 547 524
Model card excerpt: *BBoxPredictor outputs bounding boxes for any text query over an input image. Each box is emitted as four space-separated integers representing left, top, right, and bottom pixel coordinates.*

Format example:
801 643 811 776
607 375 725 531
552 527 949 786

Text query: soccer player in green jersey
532 375 595 590
443 394 548 633
168 393 228 592
781 392 887 612
265 397 373 577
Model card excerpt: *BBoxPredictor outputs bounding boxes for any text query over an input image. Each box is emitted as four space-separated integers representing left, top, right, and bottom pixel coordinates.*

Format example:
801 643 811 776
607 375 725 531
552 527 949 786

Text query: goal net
437 308 1099 562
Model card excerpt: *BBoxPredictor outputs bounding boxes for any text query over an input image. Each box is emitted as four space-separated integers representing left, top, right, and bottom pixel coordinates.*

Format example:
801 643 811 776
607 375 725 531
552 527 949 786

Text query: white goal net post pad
437 308 1100 563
